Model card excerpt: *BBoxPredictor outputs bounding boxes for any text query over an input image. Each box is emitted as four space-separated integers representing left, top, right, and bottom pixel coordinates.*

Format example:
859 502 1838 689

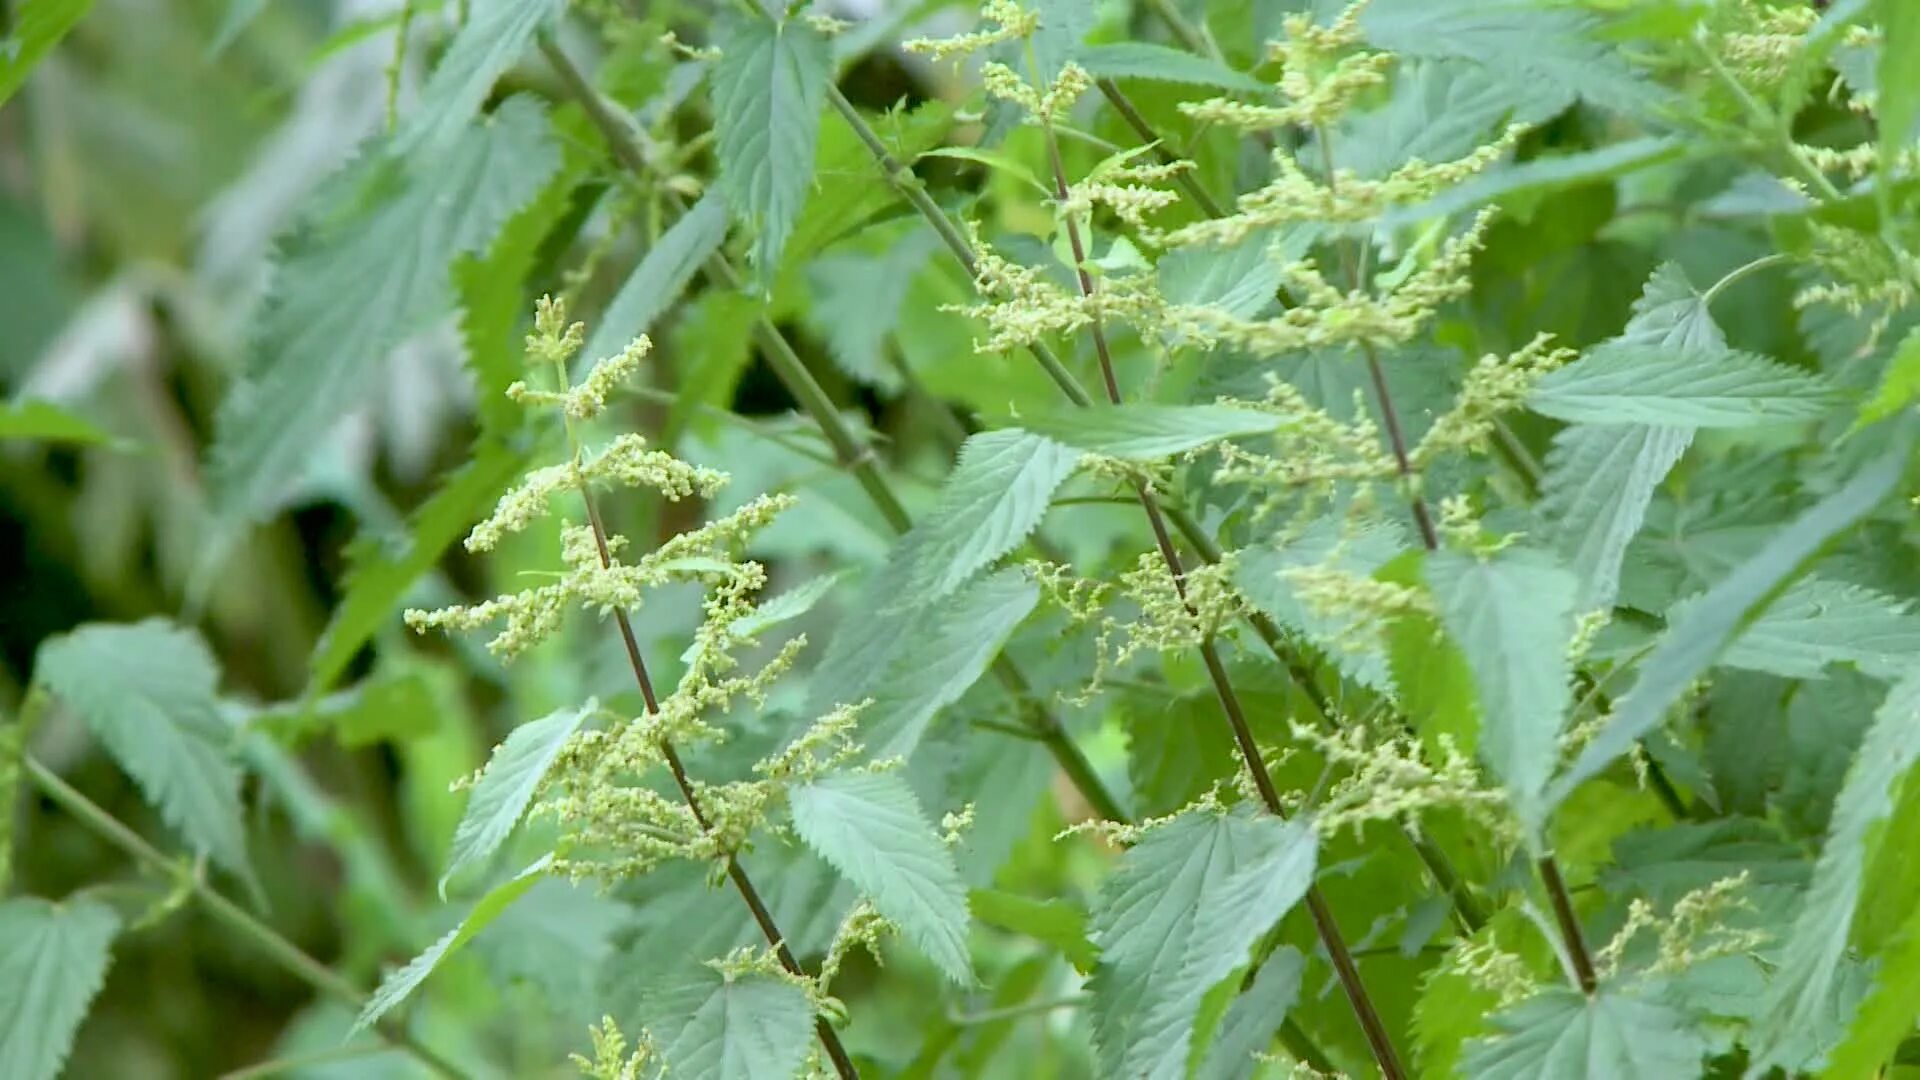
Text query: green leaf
809 568 1041 759
1550 441 1910 810
783 99 954 274
1236 518 1405 693
1029 0 1093 82
1858 323 1920 427
440 700 596 897
969 890 1097 972
584 189 731 365
1427 548 1577 837
1338 59 1566 181
1820 891 1920 1078
802 230 938 388
790 770 973 984
1194 947 1305 1080
1077 42 1266 93
0 0 94 106
310 438 528 694
1461 986 1709 1078
1876 0 1920 183
392 0 566 154
1120 688 1238 818
1155 229 1289 342
1360 0 1668 115
1538 263 1718 610
711 14 832 274
684 573 844 665
1392 136 1685 224
1753 673 1920 1071
667 291 763 446
1018 405 1284 461
1089 809 1317 1080
919 147 1050 195
211 97 558 520
1716 577 1920 682
35 620 250 880
1530 343 1836 428
894 430 1081 600
0 399 116 447
0 897 118 1080
354 855 550 1033
644 965 815 1080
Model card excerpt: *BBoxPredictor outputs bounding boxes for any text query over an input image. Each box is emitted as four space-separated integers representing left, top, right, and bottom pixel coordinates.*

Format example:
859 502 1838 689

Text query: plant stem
548 354 861 1079
1040 114 1407 1080
1314 124 1599 995
23 758 468 1080
1094 78 1224 218
539 36 1129 826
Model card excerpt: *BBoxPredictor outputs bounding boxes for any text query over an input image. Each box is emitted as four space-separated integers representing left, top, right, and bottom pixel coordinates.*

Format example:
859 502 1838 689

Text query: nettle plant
9 0 1920 1077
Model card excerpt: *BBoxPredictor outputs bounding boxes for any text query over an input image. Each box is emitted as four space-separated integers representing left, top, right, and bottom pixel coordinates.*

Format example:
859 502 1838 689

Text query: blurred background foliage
0 0 1905 1077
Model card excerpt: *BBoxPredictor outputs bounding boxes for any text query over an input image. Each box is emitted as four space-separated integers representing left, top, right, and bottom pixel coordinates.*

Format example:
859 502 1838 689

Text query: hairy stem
1041 114 1407 1080
24 758 469 1080
538 36 1130 825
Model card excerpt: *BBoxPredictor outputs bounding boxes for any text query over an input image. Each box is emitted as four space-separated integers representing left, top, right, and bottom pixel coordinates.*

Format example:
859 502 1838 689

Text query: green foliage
393 0 567 154
0 898 117 1080
441 700 597 896
1018 404 1284 460
711 14 832 275
0 400 116 447
1077 43 1264 93
34 621 251 880
1461 986 1710 1078
1529 343 1836 427
0 0 94 105
891 430 1080 599
645 965 816 1080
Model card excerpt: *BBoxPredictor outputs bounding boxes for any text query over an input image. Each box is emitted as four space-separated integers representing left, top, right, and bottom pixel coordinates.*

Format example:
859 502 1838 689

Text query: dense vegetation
4 0 1920 1076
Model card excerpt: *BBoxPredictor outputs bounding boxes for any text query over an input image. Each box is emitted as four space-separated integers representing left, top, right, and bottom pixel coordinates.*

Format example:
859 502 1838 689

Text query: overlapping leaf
440 700 596 896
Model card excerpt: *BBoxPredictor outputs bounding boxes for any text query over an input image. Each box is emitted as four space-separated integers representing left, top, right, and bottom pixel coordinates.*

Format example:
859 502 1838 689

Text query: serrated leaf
790 771 972 984
1018 405 1283 461
645 965 815 1080
683 573 844 664
1077 42 1266 93
1530 343 1835 427
1156 229 1289 342
1236 518 1404 693
1392 136 1685 224
1427 548 1577 837
584 189 730 364
1338 59 1567 181
1716 576 1920 682
310 438 527 694
392 0 566 154
802 230 938 387
893 430 1080 600
0 897 118 1080
1461 986 1710 1078
0 0 94 106
711 14 831 274
1539 263 1717 611
1752 673 1920 1071
1550 441 1909 812
808 567 1040 759
35 620 250 880
1089 809 1316 1080
969 890 1097 972
0 399 116 447
211 97 558 520
1028 0 1092 82
1121 689 1238 818
441 699 596 897
354 855 550 1033
1360 0 1668 115
1194 947 1305 1080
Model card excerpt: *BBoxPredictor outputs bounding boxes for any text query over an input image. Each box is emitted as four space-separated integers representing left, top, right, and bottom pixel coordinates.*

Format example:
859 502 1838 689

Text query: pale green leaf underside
1427 548 1577 836
1018 404 1283 461
711 15 832 273
1233 518 1404 692
441 700 597 897
1531 343 1835 428
1090 809 1316 1080
646 966 815 1080
1194 947 1305 1080
35 619 251 880
1716 577 1920 682
1462 986 1710 1078
1753 673 1920 1071
0 897 119 1080
790 770 973 985
894 430 1081 600
392 0 565 154
1550 441 1909 809
211 97 558 520
355 856 551 1033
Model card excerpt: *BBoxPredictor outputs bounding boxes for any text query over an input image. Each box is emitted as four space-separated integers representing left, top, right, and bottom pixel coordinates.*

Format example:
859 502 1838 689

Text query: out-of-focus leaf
1461 986 1709 1077
1018 405 1285 460
969 890 1097 972
584 190 730 365
392 0 567 154
0 0 95 106
0 399 117 447
0 897 119 1080
1078 43 1265 93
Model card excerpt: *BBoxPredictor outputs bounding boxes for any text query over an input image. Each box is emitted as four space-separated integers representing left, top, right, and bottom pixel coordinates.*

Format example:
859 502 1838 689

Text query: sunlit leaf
440 700 597 897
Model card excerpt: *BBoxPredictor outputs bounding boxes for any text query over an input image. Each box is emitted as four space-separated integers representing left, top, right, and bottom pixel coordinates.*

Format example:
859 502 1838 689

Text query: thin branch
24 758 468 1080
1039 110 1407 1080
538 36 1127 825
